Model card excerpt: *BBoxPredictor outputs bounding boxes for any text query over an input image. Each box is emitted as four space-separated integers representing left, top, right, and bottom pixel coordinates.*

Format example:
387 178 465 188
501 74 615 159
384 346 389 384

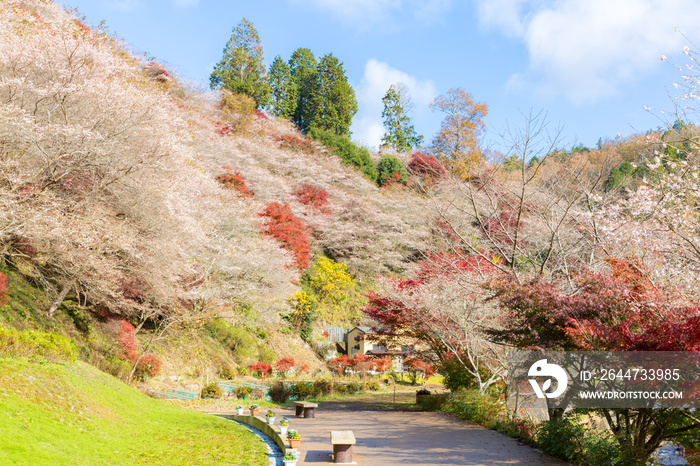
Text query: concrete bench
294 401 318 418
330 430 356 464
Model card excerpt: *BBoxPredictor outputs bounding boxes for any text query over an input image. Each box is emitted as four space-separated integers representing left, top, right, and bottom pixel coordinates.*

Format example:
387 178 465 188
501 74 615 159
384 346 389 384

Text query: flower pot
235 408 244 415
283 460 297 466
289 437 301 449
266 416 275 425
280 425 288 436
250 408 259 416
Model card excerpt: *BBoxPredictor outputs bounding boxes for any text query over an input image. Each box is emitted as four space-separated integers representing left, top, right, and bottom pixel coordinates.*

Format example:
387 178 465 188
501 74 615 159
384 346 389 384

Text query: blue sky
63 0 700 153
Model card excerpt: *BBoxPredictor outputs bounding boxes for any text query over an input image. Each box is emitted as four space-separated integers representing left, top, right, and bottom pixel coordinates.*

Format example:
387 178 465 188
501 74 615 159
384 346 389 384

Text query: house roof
350 326 372 333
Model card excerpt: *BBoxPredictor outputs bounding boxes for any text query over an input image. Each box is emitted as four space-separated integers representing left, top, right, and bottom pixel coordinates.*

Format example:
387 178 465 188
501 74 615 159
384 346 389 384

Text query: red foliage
254 109 268 120
403 356 436 377
490 258 700 352
275 357 295 375
119 278 147 302
12 236 37 257
296 362 310 374
0 272 8 306
480 210 520 246
415 252 498 283
374 356 393 374
259 202 310 269
215 169 251 198
407 152 446 182
327 355 351 375
116 320 139 361
249 361 272 378
272 134 318 154
295 184 330 213
214 121 231 135
137 354 162 378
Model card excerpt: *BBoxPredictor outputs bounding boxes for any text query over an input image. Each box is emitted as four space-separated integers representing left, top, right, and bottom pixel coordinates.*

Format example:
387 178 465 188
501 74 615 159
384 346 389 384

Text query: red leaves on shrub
0 272 8 306
115 320 161 379
259 202 310 269
408 152 446 183
249 361 272 378
275 357 295 375
117 320 139 362
216 168 251 198
272 134 318 154
295 184 330 213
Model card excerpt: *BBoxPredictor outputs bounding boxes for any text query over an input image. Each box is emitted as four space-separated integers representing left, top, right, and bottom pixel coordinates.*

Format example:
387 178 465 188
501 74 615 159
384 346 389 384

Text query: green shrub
442 354 479 392
0 326 77 362
291 382 315 400
445 389 502 426
268 381 292 403
257 346 276 364
206 319 257 364
313 378 332 396
536 416 624 466
417 393 448 411
345 382 361 394
308 127 377 180
201 383 223 399
376 155 408 186
365 381 380 391
233 386 252 399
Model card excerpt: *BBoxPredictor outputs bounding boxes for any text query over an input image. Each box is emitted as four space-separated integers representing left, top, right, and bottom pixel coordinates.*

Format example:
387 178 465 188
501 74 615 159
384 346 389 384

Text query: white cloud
475 0 700 103
351 59 436 149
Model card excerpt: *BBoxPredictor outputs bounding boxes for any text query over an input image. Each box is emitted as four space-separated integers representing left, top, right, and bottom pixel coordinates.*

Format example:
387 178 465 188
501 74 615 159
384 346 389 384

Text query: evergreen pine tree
210 18 270 107
310 53 357 137
380 84 423 153
289 48 318 132
267 55 297 118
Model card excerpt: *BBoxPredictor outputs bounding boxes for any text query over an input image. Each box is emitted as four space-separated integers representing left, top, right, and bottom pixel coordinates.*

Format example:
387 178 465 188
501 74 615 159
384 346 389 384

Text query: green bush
308 127 377 180
233 386 252 399
0 326 77 362
201 383 223 399
291 382 315 400
376 154 408 186
268 381 292 403
536 416 624 466
444 389 502 426
313 378 332 396
417 393 448 411
206 319 258 364
365 381 380 391
442 355 479 392
344 382 361 394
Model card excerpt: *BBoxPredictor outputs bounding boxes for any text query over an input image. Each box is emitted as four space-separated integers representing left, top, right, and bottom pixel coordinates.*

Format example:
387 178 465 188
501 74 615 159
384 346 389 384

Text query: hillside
0 357 268 465
0 0 441 385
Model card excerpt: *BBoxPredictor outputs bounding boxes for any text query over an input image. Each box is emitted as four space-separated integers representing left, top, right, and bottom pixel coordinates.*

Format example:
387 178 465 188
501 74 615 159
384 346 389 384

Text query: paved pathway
280 392 567 466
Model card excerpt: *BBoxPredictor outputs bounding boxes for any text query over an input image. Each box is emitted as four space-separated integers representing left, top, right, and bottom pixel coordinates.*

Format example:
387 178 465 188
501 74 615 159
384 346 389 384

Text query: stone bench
330 430 356 464
294 401 318 418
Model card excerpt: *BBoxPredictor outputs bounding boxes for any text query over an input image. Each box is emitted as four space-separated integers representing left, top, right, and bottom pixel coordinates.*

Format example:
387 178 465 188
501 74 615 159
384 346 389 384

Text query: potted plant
249 404 259 416
235 404 244 415
279 417 290 435
266 409 276 425
282 449 300 466
287 429 301 449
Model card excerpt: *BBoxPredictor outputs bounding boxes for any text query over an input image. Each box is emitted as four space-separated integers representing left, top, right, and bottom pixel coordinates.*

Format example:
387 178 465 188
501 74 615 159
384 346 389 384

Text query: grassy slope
0 358 267 465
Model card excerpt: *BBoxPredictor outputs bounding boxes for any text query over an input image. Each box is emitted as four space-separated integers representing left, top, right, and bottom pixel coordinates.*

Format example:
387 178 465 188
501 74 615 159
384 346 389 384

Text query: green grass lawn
0 358 268 465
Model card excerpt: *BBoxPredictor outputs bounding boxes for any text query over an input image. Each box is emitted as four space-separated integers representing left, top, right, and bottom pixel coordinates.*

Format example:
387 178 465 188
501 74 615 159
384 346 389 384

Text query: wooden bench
294 401 318 418
330 430 356 464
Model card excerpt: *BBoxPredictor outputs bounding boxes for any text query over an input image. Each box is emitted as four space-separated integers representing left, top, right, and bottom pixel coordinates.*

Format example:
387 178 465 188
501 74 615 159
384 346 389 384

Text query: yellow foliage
304 257 361 324
430 87 488 177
